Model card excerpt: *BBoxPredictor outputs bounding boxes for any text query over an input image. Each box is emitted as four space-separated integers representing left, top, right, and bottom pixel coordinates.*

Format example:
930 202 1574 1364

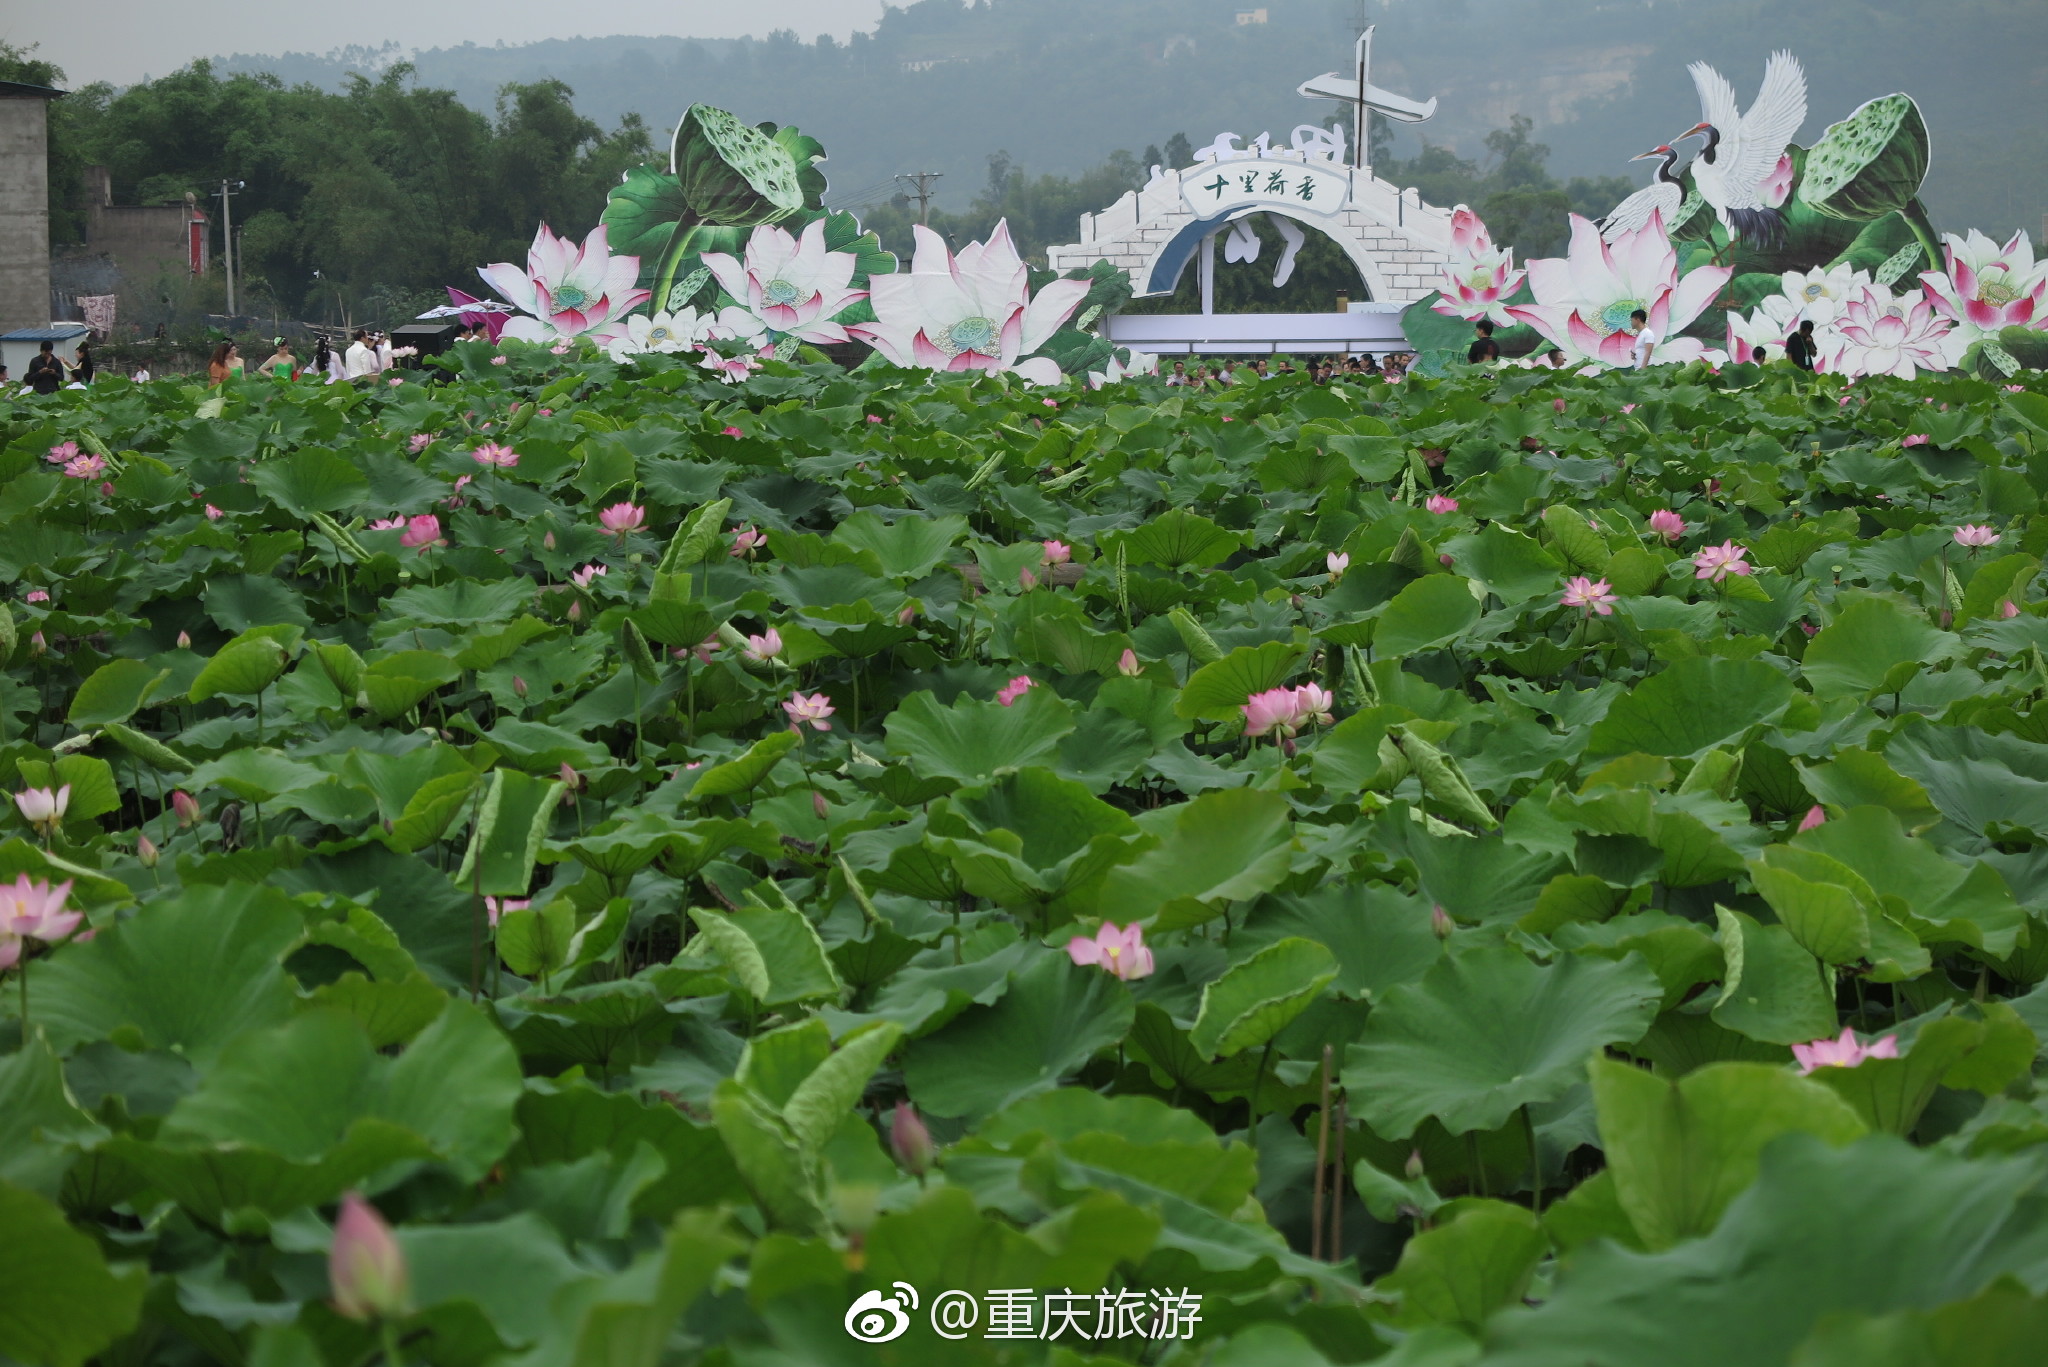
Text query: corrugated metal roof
0 326 92 340
0 81 66 99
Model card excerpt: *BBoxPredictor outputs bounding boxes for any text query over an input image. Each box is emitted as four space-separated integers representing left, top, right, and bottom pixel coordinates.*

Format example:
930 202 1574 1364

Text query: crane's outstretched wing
1687 60 1741 133
1722 50 1807 209
1599 184 1681 242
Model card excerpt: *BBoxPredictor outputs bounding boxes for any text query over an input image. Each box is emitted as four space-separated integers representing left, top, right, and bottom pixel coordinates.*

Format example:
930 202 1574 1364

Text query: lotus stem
1313 1045 1332 1261
1525 1103 1542 1216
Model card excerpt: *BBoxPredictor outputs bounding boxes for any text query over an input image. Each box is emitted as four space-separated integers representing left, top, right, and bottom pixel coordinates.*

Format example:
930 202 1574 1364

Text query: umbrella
416 302 512 319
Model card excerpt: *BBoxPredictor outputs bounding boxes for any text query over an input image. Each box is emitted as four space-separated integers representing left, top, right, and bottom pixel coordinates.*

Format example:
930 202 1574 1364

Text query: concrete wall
51 168 205 333
0 96 53 333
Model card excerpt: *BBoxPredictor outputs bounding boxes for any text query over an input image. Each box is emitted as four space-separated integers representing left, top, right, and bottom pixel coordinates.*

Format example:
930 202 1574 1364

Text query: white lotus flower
479 223 650 346
1778 263 1870 327
700 219 867 345
1505 212 1729 367
849 221 1091 386
1725 292 1801 362
1920 228 2048 345
1088 348 1160 388
1430 207 1526 327
1817 282 1963 379
606 307 717 361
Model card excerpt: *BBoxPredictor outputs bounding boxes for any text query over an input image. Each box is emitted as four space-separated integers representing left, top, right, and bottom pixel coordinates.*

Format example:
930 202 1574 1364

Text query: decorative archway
1045 31 1461 353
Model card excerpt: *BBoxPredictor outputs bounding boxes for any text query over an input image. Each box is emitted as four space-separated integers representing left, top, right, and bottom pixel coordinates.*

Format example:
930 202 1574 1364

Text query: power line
897 171 943 225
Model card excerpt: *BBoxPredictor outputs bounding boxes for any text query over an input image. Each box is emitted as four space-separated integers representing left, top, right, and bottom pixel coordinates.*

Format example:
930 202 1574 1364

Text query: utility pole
218 179 246 318
898 172 942 225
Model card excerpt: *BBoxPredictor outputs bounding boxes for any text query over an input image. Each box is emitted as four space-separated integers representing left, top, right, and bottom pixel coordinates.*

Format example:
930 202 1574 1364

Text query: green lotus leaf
1799 94 1930 222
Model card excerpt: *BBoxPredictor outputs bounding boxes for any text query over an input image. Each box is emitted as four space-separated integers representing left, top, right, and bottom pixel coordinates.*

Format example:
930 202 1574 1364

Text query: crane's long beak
1630 148 1667 162
1674 122 1712 141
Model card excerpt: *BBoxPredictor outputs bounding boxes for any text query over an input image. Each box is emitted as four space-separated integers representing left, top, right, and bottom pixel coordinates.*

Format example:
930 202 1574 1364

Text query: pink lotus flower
1019 566 1039 591
46 441 79 465
675 635 719 664
996 675 1036 707
1552 398 1567 414
1041 540 1072 566
399 514 443 550
1693 541 1752 582
730 525 766 558
890 1101 936 1175
1919 228 2048 343
598 502 645 539
1294 683 1335 727
0 874 79 943
490 355 509 366
570 563 607 588
1791 1027 1899 1076
15 785 69 836
1759 152 1796 208
783 691 835 731
62 453 107 480
1954 524 2000 547
1561 575 1619 616
330 1192 410 1321
24 590 48 604
1430 207 1528 327
2004 600 2022 619
1425 495 1458 514
472 442 519 468
1243 687 1302 739
1507 212 1732 367
700 219 868 346
408 433 434 453
1817 283 1959 380
483 897 529 927
1117 648 1142 677
1798 805 1827 832
849 221 1090 386
699 347 766 383
742 628 783 664
368 517 405 531
1901 433 1929 448
1066 921 1155 981
866 413 884 423
1327 551 1350 578
721 425 744 437
558 762 583 793
477 223 649 345
136 834 158 868
1647 509 1686 541
171 790 200 827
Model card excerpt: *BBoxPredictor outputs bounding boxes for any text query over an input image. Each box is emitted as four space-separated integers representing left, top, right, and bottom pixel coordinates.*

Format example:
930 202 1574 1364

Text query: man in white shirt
344 329 377 379
1627 309 1657 369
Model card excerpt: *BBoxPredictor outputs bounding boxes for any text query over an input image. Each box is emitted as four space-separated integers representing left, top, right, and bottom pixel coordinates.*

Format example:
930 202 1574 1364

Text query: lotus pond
7 348 2048 1367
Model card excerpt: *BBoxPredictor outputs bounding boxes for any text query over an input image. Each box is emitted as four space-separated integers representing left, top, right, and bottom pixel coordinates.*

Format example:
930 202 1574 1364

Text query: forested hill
209 0 2043 236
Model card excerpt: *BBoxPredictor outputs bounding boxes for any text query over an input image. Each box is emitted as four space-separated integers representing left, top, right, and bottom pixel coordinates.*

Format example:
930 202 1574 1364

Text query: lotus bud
813 789 829 821
1430 904 1454 939
1798 805 1827 832
329 1192 410 1321
1438 554 1454 567
136 833 159 867
559 762 583 794
566 599 582 623
1117 648 1141 677
176 630 192 649
543 530 556 551
890 1101 935 1176
171 790 200 827
30 631 46 656
2003 600 2021 619
1405 1149 1426 1180
513 675 528 698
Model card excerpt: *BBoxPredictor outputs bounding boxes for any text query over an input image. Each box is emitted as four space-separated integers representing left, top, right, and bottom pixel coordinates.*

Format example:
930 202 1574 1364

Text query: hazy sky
6 0 891 86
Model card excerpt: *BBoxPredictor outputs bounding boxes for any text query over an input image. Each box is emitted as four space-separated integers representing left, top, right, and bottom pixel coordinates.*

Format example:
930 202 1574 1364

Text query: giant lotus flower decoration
1919 228 2048 345
1507 211 1731 368
479 223 650 346
699 219 867 346
849 221 1090 386
1430 207 1526 327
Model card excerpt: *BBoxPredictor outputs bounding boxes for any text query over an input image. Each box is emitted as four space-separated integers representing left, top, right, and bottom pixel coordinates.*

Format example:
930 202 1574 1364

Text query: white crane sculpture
1598 144 1687 243
1673 50 1807 250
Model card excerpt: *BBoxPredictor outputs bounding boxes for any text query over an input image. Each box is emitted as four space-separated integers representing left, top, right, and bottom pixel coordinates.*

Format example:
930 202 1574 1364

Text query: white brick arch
1046 163 1458 308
